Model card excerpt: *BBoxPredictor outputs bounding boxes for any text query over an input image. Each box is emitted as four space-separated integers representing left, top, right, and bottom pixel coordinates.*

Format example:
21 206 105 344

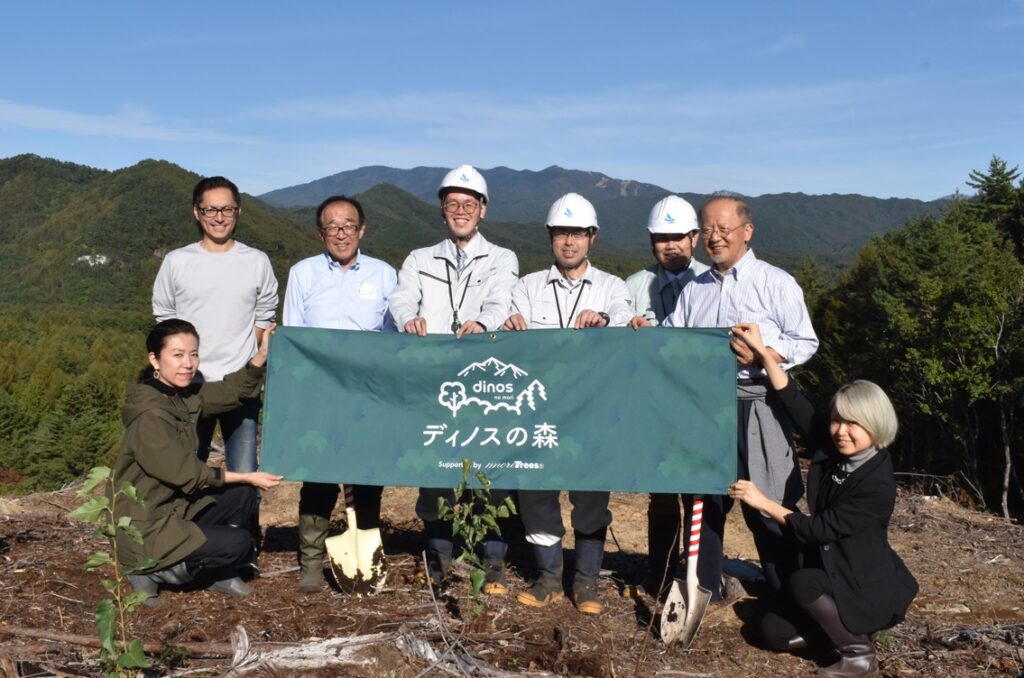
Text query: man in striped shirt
664 191 818 599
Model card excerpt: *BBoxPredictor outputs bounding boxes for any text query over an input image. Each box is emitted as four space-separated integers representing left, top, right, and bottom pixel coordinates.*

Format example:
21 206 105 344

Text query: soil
1 480 1022 677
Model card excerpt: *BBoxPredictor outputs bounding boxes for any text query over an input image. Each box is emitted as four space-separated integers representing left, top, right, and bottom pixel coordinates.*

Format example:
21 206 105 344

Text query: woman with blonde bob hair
728 323 917 678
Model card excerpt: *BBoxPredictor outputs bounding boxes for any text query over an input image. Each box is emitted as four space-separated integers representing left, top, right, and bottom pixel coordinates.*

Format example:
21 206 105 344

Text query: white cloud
0 99 258 144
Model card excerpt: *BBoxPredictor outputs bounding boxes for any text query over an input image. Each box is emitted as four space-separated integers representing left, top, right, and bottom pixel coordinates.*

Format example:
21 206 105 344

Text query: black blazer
774 382 918 635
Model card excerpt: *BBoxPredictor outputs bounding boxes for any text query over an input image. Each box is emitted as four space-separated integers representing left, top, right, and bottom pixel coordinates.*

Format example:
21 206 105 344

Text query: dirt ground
1 480 1022 677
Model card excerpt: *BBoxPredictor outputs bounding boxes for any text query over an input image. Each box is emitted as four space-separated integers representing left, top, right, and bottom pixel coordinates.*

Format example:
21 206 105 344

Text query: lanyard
444 259 475 333
552 280 587 328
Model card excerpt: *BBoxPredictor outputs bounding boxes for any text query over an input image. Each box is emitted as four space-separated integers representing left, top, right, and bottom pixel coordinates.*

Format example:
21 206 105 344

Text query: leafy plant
437 459 517 615
69 465 156 676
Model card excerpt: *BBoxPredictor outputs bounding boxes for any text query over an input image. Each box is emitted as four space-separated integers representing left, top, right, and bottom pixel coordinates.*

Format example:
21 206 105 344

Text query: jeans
197 397 260 472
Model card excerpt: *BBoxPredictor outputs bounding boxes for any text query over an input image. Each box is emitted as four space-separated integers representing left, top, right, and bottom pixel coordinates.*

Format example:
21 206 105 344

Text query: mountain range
260 165 945 270
0 154 948 309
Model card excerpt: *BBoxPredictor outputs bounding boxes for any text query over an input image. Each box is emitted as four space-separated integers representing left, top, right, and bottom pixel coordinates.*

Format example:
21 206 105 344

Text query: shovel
660 495 712 649
325 485 386 595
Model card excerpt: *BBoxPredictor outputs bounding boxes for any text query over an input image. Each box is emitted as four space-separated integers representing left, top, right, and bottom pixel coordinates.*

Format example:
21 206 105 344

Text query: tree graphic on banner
438 382 467 417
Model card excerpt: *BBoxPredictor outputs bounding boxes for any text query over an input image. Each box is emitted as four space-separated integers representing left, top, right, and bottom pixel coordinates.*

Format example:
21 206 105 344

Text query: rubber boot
481 539 509 596
128 561 192 608
801 594 878 677
209 575 252 598
572 533 606 615
423 519 453 587
297 513 329 592
645 499 680 597
517 543 564 607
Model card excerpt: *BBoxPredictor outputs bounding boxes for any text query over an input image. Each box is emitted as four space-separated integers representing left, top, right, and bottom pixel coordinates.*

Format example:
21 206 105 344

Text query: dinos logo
438 357 547 417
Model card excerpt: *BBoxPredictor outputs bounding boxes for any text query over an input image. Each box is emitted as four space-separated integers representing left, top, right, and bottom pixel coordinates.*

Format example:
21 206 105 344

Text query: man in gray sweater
152 176 279 475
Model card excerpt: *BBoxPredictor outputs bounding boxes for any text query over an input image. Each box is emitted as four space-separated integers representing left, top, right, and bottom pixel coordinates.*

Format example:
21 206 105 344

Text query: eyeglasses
197 206 239 218
321 223 361 237
550 228 592 241
699 223 748 238
443 200 481 214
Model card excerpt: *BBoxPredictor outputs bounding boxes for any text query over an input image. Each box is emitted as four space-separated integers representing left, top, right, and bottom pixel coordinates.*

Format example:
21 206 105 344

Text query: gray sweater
152 241 278 380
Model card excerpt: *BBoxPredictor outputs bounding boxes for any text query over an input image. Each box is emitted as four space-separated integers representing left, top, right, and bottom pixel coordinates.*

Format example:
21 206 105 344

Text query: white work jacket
510 262 633 329
389 233 519 334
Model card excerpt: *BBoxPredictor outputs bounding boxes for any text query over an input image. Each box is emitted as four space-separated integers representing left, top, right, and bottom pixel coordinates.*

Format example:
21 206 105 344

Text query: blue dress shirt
283 251 398 331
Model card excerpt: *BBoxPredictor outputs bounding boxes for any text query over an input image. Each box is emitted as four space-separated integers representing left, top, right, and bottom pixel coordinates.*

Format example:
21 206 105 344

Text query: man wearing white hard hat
626 195 708 327
503 192 633 615
624 195 713 598
388 164 519 592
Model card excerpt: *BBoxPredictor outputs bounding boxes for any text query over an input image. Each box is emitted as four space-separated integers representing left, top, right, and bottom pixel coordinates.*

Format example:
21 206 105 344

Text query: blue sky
1 1 1022 200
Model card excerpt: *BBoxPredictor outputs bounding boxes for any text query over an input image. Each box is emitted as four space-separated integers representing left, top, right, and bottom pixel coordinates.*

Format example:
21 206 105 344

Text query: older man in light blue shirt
284 195 398 593
664 191 818 598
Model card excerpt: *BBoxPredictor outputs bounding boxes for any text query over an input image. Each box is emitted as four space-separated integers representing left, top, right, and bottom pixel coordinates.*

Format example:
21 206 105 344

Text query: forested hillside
802 157 1024 518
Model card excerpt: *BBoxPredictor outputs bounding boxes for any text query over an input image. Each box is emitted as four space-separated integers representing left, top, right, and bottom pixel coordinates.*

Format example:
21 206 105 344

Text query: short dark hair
193 176 240 207
146 319 199 357
316 195 365 229
700 191 751 225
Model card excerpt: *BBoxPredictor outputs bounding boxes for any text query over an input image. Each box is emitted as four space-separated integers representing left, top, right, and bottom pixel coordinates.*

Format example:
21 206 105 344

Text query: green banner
262 326 737 493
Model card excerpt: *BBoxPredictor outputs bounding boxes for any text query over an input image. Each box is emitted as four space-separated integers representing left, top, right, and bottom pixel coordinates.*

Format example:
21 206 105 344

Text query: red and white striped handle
687 496 704 558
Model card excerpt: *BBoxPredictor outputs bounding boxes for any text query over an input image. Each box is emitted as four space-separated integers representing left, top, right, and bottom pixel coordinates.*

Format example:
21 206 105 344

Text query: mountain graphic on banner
457 357 528 379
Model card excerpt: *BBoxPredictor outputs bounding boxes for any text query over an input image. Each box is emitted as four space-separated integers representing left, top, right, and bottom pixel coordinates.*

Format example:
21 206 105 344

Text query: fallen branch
0 623 296 658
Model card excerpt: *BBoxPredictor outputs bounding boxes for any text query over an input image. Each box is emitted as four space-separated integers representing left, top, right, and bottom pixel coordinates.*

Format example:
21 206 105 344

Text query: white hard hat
647 195 698 234
545 192 599 230
438 164 489 204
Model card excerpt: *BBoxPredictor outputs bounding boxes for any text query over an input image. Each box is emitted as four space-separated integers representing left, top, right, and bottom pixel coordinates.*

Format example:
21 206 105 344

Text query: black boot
481 539 508 595
423 520 453 587
801 594 878 677
572 529 606 615
517 542 564 607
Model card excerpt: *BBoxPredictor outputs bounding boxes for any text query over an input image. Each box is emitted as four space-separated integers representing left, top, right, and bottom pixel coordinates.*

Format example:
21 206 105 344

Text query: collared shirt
625 259 710 324
663 249 818 379
389 233 519 333
511 262 633 329
283 250 397 331
446 236 484 279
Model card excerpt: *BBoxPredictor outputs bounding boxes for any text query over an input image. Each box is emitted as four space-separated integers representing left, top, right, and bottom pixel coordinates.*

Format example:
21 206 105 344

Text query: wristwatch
597 312 610 326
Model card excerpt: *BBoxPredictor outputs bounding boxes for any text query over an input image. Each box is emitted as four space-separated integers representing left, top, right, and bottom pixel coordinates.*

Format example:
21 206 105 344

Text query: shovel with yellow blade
660 495 712 649
325 485 386 595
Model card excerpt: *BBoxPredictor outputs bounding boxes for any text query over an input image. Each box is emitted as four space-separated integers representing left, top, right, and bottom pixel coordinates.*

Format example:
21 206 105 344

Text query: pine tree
966 155 1023 256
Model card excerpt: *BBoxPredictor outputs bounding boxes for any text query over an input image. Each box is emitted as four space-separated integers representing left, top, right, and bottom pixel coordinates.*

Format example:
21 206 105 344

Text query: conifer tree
966 155 1023 256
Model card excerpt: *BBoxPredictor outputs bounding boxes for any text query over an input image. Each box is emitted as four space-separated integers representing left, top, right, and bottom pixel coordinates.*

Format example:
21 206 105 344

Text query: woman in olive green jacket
114 319 282 606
